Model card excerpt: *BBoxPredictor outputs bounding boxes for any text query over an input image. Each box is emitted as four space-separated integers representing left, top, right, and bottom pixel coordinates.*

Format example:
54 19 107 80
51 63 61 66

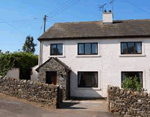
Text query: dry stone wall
108 85 150 117
0 77 62 108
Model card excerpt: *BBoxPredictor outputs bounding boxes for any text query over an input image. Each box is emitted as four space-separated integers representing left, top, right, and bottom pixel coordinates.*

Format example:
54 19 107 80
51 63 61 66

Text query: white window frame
76 70 101 90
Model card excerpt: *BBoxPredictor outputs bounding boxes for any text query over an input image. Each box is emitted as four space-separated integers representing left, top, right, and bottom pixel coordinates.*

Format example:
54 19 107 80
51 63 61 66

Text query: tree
22 36 37 53
0 50 3 54
5 51 10 54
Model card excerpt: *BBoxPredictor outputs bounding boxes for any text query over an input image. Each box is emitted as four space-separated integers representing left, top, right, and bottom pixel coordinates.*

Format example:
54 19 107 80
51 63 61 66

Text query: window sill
49 55 66 58
76 87 101 91
119 54 146 57
76 55 101 58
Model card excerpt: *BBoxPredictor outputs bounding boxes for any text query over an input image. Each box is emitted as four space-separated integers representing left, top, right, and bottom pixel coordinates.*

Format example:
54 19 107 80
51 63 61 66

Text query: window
50 44 63 55
121 42 142 54
121 72 143 87
78 43 98 55
46 71 57 85
78 72 98 88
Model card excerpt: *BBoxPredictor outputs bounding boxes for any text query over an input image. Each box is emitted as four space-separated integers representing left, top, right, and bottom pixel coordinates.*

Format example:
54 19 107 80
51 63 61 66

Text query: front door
46 71 57 85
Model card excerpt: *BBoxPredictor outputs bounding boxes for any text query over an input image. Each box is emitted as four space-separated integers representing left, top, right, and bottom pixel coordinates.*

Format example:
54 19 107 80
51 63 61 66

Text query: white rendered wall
31 65 39 81
6 68 20 79
40 38 150 97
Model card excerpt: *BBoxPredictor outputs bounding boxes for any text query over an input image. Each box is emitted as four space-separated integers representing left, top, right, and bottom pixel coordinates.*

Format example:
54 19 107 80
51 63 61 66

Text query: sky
0 0 150 55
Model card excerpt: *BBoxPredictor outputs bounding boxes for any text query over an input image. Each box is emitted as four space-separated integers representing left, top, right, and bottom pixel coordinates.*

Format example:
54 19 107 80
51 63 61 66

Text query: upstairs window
78 43 98 55
121 42 142 54
50 44 63 55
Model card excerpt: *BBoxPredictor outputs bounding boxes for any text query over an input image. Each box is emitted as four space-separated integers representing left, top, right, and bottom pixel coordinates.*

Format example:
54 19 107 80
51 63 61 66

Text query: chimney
103 10 113 24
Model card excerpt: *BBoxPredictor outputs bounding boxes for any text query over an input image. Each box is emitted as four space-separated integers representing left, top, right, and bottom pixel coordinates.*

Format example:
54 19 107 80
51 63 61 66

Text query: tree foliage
22 36 37 53
122 76 142 92
0 52 38 77
0 49 3 54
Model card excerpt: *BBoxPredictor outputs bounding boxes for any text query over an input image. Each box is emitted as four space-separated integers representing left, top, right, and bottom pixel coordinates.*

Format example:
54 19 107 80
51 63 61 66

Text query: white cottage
36 11 150 98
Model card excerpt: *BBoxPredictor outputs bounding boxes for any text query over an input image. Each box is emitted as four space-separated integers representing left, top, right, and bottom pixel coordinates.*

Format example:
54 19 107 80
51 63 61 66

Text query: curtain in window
57 44 63 54
121 72 125 84
51 45 56 55
78 73 86 87
138 72 143 83
91 72 98 87
78 73 81 86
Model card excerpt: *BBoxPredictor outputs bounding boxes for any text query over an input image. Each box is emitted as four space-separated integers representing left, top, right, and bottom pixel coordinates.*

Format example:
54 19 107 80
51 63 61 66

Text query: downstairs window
121 71 143 87
78 72 98 88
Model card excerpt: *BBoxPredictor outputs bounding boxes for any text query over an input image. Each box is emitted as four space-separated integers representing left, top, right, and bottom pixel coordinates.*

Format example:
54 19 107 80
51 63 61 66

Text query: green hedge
0 52 38 77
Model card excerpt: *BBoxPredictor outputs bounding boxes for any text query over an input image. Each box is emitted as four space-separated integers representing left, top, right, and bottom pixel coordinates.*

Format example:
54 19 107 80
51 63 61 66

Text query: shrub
0 52 38 77
122 76 142 92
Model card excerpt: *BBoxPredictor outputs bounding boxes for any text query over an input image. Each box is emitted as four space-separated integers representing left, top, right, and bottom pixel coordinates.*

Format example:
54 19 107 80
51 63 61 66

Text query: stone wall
107 85 150 117
0 77 62 108
38 58 70 100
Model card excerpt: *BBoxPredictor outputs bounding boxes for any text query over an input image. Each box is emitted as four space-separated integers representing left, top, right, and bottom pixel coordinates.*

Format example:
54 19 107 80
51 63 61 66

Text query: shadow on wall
70 71 104 99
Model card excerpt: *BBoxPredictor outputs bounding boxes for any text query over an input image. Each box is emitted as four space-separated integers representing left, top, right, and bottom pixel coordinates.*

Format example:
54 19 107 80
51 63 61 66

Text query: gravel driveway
0 93 118 117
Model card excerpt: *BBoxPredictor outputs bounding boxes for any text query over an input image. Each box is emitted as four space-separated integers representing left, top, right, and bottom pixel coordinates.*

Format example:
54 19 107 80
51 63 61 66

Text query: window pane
135 42 142 54
91 72 98 87
78 72 98 87
85 44 91 54
78 72 86 87
121 72 125 85
92 43 98 54
128 42 134 54
138 72 143 83
121 43 127 54
78 44 84 54
57 44 63 55
51 45 57 55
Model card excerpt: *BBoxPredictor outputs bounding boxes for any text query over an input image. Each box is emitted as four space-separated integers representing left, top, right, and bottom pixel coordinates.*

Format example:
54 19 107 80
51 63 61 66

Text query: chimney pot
103 9 107 13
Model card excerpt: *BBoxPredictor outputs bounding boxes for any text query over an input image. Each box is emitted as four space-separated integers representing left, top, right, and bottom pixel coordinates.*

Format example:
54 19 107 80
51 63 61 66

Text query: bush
0 52 38 77
122 76 142 92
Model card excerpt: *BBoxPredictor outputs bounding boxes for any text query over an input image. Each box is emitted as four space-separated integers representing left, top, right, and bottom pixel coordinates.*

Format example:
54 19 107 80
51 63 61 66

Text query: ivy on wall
0 52 38 77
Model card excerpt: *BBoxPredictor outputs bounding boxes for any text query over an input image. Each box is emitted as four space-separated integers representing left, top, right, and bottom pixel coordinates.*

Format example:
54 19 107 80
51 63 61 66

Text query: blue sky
0 0 150 55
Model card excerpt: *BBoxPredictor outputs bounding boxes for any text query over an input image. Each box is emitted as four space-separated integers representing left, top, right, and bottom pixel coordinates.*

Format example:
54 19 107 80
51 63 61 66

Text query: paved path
0 96 119 117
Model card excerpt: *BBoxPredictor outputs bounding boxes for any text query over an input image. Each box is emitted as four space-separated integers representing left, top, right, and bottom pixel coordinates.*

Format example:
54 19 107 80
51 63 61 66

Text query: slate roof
36 57 71 72
38 19 150 40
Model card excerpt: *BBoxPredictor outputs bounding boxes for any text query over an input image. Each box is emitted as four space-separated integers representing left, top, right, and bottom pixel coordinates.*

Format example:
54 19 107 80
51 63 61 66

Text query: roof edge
38 35 150 41
36 57 71 72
